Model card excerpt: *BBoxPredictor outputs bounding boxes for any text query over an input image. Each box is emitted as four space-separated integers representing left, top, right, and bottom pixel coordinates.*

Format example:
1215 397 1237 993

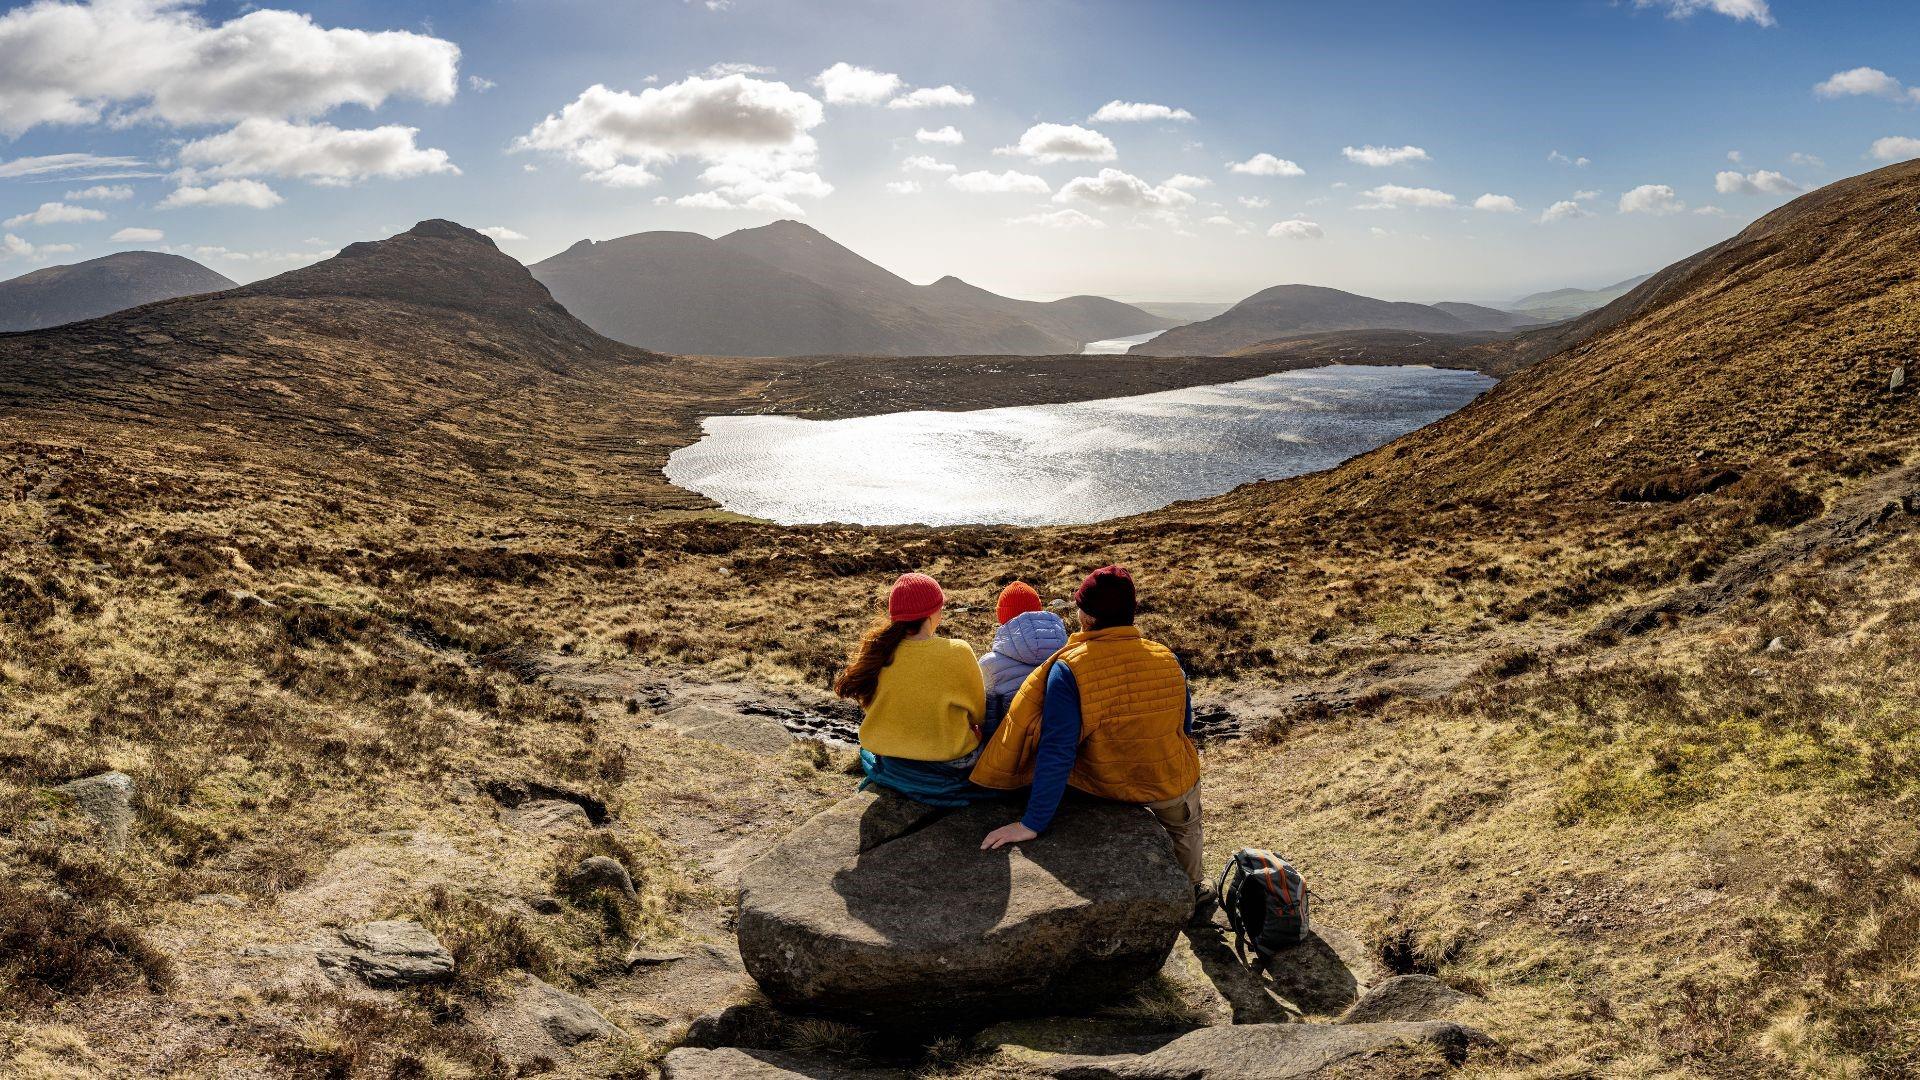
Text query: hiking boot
1188 882 1220 928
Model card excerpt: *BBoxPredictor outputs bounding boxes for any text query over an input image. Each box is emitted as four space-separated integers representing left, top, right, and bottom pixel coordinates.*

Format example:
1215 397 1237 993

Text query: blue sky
2 0 1918 302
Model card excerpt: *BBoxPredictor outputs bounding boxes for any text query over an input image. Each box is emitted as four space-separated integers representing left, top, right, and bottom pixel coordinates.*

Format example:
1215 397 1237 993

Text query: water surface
665 364 1492 526
1081 330 1165 354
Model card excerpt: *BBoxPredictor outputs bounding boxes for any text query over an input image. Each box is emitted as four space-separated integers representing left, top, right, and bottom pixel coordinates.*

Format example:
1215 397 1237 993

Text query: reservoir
664 364 1493 526
1081 330 1165 354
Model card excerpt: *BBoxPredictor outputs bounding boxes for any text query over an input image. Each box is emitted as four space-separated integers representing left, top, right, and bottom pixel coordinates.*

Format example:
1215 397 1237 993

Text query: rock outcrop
54 771 135 849
317 919 455 987
661 1047 906 1079
737 791 1191 1026
1040 1020 1487 1079
1341 974 1473 1024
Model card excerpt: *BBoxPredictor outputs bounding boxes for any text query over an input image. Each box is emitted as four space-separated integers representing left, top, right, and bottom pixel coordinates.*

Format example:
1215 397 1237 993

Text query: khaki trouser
1144 782 1204 886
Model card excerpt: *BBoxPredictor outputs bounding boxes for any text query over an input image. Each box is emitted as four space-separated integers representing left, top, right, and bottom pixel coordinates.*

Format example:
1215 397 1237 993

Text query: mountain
1428 301 1535 331
0 251 235 332
1128 300 1234 323
530 219 1175 356
1505 273 1652 321
1130 284 1476 355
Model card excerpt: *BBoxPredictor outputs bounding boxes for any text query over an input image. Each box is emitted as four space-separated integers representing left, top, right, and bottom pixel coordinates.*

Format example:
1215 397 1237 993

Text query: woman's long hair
833 616 926 707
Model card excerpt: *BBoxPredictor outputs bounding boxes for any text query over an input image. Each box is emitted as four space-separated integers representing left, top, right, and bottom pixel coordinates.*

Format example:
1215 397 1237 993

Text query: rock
1341 975 1473 1024
317 919 454 988
661 705 795 755
738 791 1191 1026
1257 925 1381 1019
55 772 134 849
661 1047 907 1080
567 855 637 897
1041 1021 1488 1079
506 798 591 833
1892 365 1907 392
977 1016 1192 1059
625 947 687 967
1166 928 1294 1024
680 999 793 1051
1764 636 1787 654
528 896 565 915
525 976 617 1045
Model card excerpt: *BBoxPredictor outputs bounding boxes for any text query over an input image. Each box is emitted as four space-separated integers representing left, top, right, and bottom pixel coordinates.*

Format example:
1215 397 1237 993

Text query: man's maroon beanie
1073 565 1136 626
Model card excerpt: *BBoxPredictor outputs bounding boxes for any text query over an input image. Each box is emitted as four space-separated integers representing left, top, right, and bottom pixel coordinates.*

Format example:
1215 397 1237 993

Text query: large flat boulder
1341 974 1473 1024
1041 1021 1487 1079
661 1047 906 1079
738 791 1191 1026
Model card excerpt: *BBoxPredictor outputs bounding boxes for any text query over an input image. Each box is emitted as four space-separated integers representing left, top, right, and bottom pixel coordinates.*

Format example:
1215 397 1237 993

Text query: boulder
505 798 592 833
737 791 1191 1026
1341 975 1472 1024
567 855 637 897
1257 925 1381 1019
1040 1021 1488 1079
55 771 134 849
317 919 455 988
661 1047 906 1079
525 976 617 1045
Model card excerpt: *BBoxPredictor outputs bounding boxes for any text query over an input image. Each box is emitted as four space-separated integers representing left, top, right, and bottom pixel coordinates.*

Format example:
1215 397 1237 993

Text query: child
976 581 1069 738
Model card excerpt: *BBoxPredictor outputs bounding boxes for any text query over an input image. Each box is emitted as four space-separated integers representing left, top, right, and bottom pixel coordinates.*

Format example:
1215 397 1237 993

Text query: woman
834 572 990 805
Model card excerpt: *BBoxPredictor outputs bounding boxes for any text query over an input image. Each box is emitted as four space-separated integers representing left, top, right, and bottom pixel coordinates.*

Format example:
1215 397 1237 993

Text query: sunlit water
1081 330 1165 354
664 364 1493 526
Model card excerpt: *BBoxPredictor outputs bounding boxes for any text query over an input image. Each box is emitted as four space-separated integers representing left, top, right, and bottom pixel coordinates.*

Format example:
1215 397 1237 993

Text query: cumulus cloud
1473 193 1522 213
176 119 457 186
1814 67 1920 103
0 0 459 136
1871 136 1920 162
884 180 920 195
1268 219 1324 240
158 178 284 209
1202 214 1237 227
1052 168 1197 210
915 125 963 145
1342 144 1429 167
65 184 132 201
1618 184 1686 215
1357 184 1457 210
110 226 163 242
1633 0 1774 26
1548 150 1591 167
478 226 526 241
1163 173 1211 190
887 85 973 109
190 243 332 268
1226 153 1304 177
1007 208 1105 229
468 75 495 93
3 201 105 227
901 155 956 173
1 233 76 260
1237 195 1271 209
811 62 900 105
1538 200 1592 224
1088 100 1194 123
1715 169 1803 196
996 123 1116 164
1789 152 1826 169
947 169 1050 194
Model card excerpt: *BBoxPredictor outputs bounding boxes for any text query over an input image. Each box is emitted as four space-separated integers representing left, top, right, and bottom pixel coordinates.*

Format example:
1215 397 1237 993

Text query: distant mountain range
530 220 1177 357
1505 274 1653 322
1130 284 1534 356
0 251 235 333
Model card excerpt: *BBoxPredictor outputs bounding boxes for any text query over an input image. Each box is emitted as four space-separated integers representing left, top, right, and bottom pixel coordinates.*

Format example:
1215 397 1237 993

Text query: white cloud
1053 168 1197 210
673 191 736 210
915 125 963 145
1357 184 1457 210
1715 169 1803 196
1871 136 1920 162
887 85 974 110
1618 184 1686 215
884 180 920 195
1789 152 1826 169
1088 100 1194 123
158 178 284 209
1236 195 1271 210
1268 219 1324 240
1342 144 1430 167
947 169 1050 194
1202 214 1236 227
1633 0 1774 26
478 226 526 241
110 226 163 242
1548 150 1591 167
1694 205 1729 216
190 244 332 267
0 152 152 179
1814 67 1920 104
1727 149 1743 163
1163 173 1212 190
1 233 76 260
0 0 459 136
688 162 834 214
3 201 105 227
1538 200 1592 224
1473 193 1522 213
811 62 900 105
468 75 496 93
1227 153 1305 177
706 61 774 77
1007 208 1105 230
177 119 457 186
996 123 1116 164
1573 189 1601 201
64 184 132 201
902 155 956 174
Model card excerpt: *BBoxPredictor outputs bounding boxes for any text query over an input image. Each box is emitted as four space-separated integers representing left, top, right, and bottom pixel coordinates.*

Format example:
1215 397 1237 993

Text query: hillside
531 219 1174 356
0 251 235 332
1506 273 1651 321
1131 284 1476 355
1429 301 1534 331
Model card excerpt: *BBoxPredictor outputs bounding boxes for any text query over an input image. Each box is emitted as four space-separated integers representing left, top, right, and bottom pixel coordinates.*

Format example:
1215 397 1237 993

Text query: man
971 565 1212 920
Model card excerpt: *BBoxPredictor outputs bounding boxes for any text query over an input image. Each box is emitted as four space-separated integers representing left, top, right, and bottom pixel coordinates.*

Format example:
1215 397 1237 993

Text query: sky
2 0 1919 303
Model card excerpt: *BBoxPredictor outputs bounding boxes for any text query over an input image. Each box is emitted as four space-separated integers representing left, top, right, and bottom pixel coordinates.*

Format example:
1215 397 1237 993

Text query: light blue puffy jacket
977 610 1070 734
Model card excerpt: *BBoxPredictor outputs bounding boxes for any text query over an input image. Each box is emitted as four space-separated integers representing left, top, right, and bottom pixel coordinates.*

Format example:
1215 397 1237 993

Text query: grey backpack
1217 848 1310 970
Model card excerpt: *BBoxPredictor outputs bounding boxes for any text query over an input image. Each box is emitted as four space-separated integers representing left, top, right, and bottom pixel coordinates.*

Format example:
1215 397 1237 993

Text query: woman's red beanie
888 573 945 622
995 581 1043 625
1073 565 1136 626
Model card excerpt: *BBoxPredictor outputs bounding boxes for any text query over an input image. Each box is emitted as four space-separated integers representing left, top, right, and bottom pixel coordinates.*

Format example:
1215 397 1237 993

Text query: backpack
1216 848 1309 970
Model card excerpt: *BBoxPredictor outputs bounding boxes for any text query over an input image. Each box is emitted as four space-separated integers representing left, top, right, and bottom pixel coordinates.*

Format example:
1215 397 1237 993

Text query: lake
664 364 1493 526
1081 330 1164 354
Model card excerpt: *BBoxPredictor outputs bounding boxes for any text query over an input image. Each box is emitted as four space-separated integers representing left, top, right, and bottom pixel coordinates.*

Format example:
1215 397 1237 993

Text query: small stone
54 772 135 849
626 948 688 967
567 855 637 897
525 976 617 1045
1764 637 1787 653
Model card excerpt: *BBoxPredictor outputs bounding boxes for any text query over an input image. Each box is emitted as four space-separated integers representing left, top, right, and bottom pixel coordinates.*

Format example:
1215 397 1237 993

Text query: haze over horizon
2 0 1918 302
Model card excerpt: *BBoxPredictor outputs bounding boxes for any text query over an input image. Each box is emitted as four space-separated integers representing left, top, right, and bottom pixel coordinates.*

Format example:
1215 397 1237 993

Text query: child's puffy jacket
978 609 1069 734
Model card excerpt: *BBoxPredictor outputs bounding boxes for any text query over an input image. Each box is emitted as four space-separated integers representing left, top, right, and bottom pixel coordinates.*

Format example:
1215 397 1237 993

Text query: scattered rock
317 919 454 988
506 798 592 833
1892 365 1907 392
567 855 637 897
54 771 134 849
661 704 795 755
1256 925 1381 1019
1040 1020 1488 1079
525 976 617 1045
1764 636 1787 654
738 791 1191 1026
1341 975 1473 1024
661 1047 907 1080
977 1016 1191 1059
482 778 609 824
625 947 687 967
528 896 565 915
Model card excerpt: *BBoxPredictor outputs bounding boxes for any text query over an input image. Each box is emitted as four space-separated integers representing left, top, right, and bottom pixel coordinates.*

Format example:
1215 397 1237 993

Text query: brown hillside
0 251 235 333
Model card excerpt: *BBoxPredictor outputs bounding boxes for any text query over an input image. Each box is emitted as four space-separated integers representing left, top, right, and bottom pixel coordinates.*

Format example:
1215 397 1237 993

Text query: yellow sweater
859 637 986 762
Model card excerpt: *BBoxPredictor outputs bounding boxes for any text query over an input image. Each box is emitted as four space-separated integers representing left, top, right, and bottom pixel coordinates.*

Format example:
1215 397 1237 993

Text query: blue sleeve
1022 663 1082 833
1181 662 1193 737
